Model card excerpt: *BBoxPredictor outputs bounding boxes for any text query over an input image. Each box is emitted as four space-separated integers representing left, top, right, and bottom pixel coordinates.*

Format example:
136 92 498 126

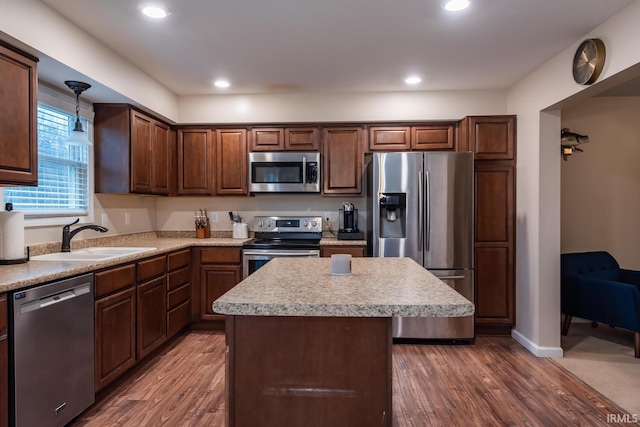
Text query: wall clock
572 38 606 85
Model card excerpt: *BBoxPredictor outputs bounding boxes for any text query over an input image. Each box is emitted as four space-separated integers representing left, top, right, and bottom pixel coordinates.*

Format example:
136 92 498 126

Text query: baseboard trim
511 328 564 358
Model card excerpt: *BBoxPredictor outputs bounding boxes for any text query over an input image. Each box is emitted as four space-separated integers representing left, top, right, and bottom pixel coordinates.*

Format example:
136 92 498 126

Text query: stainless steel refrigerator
366 151 474 340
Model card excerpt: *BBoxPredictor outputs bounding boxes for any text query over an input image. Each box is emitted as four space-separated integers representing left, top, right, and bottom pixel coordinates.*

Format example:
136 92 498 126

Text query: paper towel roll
0 211 25 260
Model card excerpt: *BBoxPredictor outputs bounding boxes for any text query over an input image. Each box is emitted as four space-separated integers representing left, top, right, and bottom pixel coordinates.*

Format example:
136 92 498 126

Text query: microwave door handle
302 156 307 187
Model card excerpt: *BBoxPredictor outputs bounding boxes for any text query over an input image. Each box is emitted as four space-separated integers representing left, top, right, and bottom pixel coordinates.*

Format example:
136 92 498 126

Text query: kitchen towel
0 210 25 260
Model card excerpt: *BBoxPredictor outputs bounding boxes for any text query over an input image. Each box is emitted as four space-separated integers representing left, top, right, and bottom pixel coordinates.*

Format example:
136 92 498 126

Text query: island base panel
226 315 392 427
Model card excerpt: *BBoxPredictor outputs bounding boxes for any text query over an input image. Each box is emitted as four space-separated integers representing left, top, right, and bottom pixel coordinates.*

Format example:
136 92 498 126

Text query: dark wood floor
71 330 632 426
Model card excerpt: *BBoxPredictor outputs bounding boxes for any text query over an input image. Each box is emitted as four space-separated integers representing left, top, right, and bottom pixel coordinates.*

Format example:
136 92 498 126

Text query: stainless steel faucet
61 218 108 252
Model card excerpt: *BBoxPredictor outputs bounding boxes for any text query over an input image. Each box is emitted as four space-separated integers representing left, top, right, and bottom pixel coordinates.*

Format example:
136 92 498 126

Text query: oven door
242 249 320 279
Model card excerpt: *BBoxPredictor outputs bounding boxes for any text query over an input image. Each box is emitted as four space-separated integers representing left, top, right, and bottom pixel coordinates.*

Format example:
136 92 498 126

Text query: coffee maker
338 202 364 240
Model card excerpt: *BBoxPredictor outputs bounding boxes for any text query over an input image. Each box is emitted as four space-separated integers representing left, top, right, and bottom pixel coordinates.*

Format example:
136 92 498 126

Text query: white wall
178 90 507 124
561 97 640 270
508 0 640 356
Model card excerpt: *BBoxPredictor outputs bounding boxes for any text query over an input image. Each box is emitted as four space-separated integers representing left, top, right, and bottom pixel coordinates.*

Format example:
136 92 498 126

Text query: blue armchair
561 251 640 358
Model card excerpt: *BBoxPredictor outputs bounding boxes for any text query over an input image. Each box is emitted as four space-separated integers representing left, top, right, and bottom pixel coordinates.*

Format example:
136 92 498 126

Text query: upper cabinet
249 127 319 151
0 42 38 186
369 124 455 152
94 104 175 195
464 116 515 160
177 129 215 195
216 129 247 195
322 127 365 195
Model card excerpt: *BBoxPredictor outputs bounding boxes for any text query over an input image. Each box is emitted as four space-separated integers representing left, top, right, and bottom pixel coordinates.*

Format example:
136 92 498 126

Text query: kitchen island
213 257 474 427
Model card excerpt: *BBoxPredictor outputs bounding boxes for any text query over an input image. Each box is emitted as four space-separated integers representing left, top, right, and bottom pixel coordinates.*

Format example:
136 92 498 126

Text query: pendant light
64 80 92 146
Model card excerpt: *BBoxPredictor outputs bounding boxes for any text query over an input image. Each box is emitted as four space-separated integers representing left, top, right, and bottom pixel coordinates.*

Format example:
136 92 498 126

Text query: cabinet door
151 120 171 195
474 163 515 330
200 266 242 321
95 287 136 392
178 129 215 195
130 110 153 193
468 116 515 160
0 43 38 186
412 125 455 150
369 127 410 151
216 129 247 195
322 127 364 195
285 127 320 151
250 128 284 151
137 276 167 359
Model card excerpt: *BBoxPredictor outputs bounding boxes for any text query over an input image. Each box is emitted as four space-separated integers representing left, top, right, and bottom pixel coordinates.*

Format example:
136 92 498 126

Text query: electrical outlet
210 212 218 222
124 212 131 225
101 213 108 227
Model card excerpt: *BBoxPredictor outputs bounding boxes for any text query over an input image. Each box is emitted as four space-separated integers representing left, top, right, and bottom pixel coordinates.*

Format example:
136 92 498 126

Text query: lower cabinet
94 249 191 392
137 276 167 359
95 287 137 392
196 247 243 322
320 245 365 257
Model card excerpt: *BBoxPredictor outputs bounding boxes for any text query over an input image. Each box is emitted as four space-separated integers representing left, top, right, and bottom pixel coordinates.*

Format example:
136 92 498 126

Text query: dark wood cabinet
250 127 320 151
369 126 411 151
250 128 284 151
462 115 517 335
94 104 174 195
130 111 171 195
322 127 365 195
0 294 7 427
411 125 455 150
177 129 215 195
216 129 247 195
467 116 515 160
167 249 191 337
196 247 243 321
320 245 366 257
95 287 136 392
368 124 455 151
137 276 167 359
136 255 167 358
0 42 38 186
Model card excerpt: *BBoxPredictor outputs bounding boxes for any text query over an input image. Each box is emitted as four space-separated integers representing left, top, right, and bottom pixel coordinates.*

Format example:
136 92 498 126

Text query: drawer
137 255 167 282
167 266 190 291
0 293 6 335
167 300 191 337
167 282 191 309
200 247 241 265
95 264 136 298
168 249 191 272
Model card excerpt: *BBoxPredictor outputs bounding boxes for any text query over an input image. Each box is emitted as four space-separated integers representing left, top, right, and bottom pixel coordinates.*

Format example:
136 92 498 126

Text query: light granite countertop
212 257 474 318
0 236 250 293
0 234 366 294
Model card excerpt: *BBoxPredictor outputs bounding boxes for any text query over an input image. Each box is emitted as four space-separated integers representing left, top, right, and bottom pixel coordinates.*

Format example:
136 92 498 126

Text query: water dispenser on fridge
378 194 406 238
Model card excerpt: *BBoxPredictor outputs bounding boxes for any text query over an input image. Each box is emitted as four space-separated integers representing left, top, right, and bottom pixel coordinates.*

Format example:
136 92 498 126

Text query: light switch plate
101 213 108 227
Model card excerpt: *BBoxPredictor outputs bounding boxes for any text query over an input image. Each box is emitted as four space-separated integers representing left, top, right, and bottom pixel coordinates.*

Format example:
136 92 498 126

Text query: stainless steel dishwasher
10 273 95 427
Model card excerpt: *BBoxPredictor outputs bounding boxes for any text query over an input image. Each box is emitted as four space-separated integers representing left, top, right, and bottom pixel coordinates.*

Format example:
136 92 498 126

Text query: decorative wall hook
561 128 589 161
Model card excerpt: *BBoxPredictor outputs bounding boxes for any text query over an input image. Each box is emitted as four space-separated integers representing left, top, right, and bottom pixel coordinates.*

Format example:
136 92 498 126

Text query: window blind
4 104 89 215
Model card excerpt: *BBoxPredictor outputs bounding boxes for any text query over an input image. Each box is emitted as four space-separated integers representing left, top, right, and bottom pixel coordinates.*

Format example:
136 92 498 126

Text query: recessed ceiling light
404 76 422 85
443 0 470 12
214 80 231 88
141 5 169 19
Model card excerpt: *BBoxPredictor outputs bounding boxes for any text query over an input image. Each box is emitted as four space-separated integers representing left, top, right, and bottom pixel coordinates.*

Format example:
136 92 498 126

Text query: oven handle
243 250 320 257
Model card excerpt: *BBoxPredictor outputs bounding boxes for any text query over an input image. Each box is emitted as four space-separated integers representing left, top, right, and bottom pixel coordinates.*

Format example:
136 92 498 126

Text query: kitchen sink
31 247 156 262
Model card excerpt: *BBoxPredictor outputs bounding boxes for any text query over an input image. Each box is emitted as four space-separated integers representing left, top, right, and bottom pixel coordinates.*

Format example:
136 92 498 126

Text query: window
3 103 92 222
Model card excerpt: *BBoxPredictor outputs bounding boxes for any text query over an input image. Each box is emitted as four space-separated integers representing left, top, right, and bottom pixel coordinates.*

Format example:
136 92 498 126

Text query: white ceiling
39 0 634 96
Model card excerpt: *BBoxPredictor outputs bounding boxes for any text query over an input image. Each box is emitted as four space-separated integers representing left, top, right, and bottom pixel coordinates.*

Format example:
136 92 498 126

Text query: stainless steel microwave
248 152 320 193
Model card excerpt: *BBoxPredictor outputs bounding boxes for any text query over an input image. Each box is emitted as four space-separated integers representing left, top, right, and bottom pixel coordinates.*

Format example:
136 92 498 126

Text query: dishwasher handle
19 283 91 315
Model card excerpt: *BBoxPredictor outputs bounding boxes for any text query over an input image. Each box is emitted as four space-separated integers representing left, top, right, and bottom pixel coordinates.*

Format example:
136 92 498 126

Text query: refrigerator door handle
425 170 431 252
418 170 423 250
